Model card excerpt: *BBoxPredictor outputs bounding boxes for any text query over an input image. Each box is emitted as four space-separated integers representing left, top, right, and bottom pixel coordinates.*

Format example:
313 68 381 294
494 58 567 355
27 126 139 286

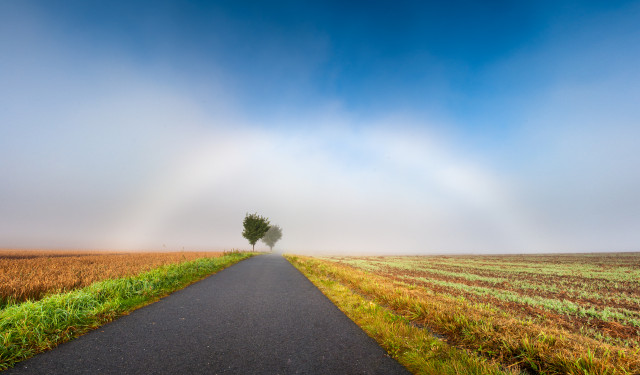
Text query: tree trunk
252 243 255 251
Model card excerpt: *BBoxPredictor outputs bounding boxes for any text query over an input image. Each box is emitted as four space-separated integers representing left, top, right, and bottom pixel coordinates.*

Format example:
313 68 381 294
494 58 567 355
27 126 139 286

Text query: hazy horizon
2 1 639 254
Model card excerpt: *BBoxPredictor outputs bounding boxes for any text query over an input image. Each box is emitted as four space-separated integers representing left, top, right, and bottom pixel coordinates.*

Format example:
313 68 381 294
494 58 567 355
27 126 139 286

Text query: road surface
6 254 410 374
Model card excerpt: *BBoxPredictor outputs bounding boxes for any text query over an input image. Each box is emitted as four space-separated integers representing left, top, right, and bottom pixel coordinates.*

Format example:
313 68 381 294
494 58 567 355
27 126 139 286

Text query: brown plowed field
325 253 640 348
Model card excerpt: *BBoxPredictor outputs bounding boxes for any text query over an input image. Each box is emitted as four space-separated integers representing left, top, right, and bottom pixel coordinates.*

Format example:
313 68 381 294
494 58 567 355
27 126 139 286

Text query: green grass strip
0 252 256 370
286 255 522 375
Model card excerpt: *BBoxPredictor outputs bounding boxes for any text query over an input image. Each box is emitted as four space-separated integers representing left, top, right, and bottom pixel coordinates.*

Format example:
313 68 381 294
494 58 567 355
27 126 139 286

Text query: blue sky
1 1 639 253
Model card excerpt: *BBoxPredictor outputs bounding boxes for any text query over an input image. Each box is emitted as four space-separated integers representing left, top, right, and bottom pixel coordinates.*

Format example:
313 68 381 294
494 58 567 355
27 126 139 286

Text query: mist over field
2 1 639 254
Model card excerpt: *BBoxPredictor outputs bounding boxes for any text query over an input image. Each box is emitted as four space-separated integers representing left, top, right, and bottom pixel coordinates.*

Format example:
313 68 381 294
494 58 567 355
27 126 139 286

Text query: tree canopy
261 224 282 251
242 213 270 251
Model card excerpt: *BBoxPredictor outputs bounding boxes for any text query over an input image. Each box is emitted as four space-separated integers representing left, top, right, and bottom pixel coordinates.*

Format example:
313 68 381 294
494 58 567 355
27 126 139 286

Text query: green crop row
335 257 640 311
329 256 640 294
401 275 640 329
423 258 640 283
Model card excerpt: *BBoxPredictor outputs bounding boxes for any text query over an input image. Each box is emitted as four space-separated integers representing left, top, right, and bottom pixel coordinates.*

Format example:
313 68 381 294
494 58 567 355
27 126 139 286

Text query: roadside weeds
286 255 523 375
285 255 639 375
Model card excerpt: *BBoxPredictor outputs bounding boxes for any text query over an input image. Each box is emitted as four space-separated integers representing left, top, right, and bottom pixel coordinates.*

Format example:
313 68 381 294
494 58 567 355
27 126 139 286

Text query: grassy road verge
286 255 520 375
293 255 640 375
0 252 255 370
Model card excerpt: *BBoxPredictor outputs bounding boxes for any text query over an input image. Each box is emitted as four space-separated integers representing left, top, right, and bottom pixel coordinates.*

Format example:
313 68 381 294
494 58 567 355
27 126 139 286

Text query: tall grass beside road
0 252 255 370
286 255 520 375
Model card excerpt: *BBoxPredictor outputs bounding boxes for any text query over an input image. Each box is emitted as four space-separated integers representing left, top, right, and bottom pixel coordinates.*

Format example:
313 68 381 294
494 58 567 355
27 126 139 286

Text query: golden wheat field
0 249 225 305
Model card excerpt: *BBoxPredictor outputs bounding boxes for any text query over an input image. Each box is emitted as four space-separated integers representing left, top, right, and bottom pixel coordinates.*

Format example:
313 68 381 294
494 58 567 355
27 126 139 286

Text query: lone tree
242 212 270 251
261 224 282 252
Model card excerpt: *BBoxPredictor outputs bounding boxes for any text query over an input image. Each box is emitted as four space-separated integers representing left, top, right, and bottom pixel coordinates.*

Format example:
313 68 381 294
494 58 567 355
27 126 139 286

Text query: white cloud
2 2 639 254
5 63 636 253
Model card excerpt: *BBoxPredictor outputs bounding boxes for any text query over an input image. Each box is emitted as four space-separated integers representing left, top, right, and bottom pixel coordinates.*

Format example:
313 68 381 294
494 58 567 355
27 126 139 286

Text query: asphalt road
6 254 410 374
